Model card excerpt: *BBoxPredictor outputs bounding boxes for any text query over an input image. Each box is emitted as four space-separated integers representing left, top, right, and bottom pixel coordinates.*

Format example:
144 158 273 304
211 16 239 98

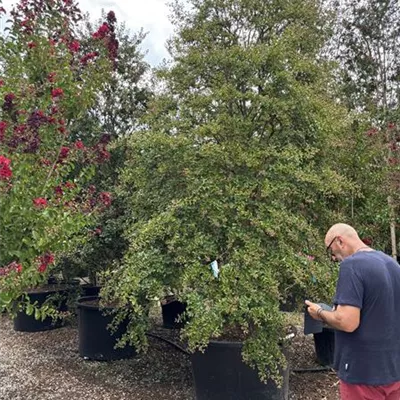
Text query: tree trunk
388 195 397 258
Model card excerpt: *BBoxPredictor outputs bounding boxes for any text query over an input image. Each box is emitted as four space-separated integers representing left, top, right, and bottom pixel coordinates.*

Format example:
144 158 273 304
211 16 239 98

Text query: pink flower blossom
33 198 47 208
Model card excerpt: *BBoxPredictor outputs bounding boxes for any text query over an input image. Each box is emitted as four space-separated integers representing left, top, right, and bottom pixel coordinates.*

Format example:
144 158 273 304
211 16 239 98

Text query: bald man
306 224 400 400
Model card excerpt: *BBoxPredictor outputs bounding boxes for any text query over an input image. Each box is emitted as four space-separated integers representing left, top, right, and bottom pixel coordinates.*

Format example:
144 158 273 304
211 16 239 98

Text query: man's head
325 223 366 262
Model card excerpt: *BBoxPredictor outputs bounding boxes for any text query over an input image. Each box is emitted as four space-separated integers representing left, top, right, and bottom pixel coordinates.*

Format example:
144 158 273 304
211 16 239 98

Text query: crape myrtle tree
0 0 115 317
57 11 151 283
101 0 351 383
332 0 400 256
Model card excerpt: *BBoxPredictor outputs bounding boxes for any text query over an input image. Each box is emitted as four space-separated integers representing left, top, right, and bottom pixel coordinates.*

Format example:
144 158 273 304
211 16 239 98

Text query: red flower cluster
33 197 47 208
95 133 111 163
54 185 63 196
58 146 70 162
99 191 112 207
0 261 22 276
3 93 16 112
37 252 55 273
48 72 56 83
389 142 399 152
54 181 76 197
80 51 99 65
91 13 119 69
69 40 80 53
366 127 378 137
51 88 64 98
57 119 66 134
107 11 116 24
27 109 47 130
93 22 110 39
28 41 36 49
0 121 7 141
40 158 52 166
74 140 85 150
0 155 12 180
96 146 111 163
64 181 76 189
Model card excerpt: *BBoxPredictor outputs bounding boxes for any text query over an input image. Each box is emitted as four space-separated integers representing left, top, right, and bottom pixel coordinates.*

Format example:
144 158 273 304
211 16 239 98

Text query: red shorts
340 380 400 400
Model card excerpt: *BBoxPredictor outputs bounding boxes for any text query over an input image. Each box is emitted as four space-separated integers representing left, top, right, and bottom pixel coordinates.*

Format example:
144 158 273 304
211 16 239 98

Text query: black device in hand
304 303 332 335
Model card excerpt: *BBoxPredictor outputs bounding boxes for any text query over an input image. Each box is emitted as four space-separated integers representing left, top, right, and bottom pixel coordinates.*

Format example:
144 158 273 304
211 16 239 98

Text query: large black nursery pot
77 295 136 361
191 340 289 400
13 286 69 332
313 327 335 366
80 284 102 297
161 295 187 329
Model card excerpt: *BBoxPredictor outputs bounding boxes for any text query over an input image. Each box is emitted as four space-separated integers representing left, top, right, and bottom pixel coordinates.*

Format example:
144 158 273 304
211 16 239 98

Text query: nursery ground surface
0 312 339 400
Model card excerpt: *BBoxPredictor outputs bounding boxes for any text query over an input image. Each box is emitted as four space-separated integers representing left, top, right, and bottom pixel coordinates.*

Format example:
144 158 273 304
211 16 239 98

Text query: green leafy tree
103 0 351 383
332 0 400 256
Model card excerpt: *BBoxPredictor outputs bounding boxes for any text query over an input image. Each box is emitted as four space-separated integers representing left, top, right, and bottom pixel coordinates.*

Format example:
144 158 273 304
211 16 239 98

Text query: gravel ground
0 312 339 400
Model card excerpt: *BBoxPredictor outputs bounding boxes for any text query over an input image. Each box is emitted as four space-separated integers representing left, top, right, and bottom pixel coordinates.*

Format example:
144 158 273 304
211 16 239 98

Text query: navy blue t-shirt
333 251 400 385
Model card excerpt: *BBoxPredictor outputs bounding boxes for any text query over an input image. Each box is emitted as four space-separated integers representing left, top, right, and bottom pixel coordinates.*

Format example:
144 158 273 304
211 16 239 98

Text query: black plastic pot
191 340 289 400
279 293 300 312
13 287 68 332
313 327 335 366
77 296 136 361
161 296 187 329
81 285 102 297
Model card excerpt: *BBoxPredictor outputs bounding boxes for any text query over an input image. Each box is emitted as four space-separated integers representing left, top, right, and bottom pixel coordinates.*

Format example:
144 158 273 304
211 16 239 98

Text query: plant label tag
210 260 219 278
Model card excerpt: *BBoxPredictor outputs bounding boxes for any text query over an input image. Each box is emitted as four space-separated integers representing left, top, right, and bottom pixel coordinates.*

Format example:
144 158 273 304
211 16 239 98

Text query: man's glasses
326 236 338 262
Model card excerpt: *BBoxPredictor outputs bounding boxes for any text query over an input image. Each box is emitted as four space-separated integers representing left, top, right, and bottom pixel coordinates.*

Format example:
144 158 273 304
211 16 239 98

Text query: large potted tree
101 0 346 397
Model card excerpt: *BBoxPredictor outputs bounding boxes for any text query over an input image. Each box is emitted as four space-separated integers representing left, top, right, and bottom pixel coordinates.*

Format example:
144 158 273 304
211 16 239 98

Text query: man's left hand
305 300 322 321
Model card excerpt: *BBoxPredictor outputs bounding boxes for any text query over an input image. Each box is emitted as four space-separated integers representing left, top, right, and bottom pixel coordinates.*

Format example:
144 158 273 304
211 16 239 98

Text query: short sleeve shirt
333 251 400 385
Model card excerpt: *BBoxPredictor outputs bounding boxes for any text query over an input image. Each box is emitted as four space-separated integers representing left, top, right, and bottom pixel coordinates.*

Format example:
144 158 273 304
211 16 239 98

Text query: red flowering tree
0 0 116 315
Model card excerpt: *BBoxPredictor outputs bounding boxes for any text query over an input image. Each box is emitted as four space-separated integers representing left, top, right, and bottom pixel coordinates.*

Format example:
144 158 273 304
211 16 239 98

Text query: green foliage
330 0 400 252
103 0 349 384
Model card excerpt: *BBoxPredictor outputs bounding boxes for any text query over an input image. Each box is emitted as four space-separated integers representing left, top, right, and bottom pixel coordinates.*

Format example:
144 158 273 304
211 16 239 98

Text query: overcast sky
1 0 174 66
